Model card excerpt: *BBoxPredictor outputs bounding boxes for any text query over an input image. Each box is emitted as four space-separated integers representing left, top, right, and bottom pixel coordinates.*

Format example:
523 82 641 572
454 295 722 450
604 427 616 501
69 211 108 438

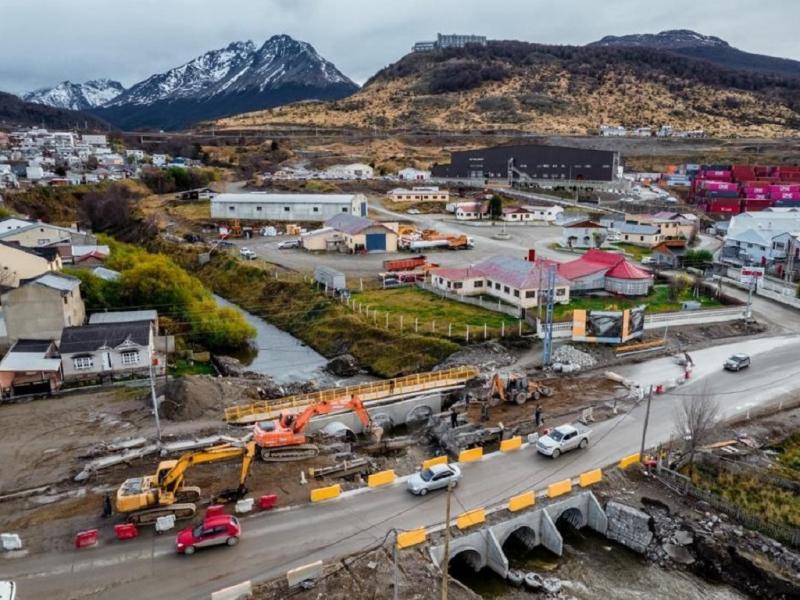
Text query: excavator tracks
259 444 319 462
128 503 197 526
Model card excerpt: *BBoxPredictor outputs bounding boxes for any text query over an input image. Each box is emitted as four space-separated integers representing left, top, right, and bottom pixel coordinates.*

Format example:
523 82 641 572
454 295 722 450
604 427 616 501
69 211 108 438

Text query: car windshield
549 430 565 441
420 468 434 482
192 525 205 538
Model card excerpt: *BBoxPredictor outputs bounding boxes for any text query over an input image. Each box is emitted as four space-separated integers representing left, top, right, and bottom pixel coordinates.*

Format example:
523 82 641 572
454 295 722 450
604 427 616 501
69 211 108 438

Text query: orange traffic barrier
456 508 486 530
397 528 427 549
579 469 602 487
546 479 572 498
500 436 522 452
508 491 535 512
458 447 483 463
310 484 341 502
422 455 448 470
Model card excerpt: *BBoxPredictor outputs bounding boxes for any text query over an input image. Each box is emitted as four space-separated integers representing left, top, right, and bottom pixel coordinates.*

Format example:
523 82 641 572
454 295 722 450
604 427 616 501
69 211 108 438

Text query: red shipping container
701 180 738 192
771 191 800 201
744 199 773 211
75 529 99 549
745 192 769 200
114 523 139 541
770 184 800 193
259 494 278 510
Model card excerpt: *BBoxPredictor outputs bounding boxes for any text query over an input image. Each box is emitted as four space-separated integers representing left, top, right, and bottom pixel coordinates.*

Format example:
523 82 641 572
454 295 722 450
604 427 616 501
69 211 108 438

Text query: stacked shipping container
687 163 800 215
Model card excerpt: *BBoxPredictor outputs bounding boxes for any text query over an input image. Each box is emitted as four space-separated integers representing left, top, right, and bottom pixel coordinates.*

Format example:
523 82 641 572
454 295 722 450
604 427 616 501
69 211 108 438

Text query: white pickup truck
536 423 592 459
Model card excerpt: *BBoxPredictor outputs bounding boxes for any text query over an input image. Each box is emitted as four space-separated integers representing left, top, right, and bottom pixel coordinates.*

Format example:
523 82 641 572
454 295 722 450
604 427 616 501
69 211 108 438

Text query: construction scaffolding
223 366 480 425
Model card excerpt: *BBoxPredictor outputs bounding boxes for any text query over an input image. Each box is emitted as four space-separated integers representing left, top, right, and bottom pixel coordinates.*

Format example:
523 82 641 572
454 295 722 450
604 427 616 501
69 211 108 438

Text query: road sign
740 266 764 285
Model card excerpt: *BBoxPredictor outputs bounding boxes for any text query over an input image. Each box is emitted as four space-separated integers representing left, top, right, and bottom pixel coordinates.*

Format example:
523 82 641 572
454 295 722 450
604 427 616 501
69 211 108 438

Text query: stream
213 294 331 385
450 526 746 600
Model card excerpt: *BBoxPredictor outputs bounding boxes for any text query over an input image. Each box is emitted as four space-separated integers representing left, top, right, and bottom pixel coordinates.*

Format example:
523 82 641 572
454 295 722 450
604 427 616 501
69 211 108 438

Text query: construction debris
552 345 598 371
309 458 373 479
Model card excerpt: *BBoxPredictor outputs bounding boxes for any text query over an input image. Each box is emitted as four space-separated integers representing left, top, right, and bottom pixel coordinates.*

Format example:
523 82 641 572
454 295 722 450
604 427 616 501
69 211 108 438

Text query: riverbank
181 251 462 377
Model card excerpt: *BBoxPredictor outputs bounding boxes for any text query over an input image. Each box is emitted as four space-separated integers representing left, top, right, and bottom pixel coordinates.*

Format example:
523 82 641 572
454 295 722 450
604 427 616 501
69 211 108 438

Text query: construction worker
450 406 458 429
535 404 543 428
684 351 694 368
480 402 490 422
102 493 112 518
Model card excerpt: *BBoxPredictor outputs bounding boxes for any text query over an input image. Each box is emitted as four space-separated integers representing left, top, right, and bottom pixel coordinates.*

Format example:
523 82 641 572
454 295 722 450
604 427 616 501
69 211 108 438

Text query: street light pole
639 385 653 460
441 481 454 600
393 529 399 600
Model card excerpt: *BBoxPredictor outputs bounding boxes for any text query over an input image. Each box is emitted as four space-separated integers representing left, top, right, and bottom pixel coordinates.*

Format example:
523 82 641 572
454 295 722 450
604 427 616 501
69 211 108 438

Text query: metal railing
223 365 480 424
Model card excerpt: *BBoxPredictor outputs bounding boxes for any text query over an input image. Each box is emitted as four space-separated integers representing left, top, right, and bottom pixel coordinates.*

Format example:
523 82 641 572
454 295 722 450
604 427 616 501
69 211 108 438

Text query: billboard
739 266 764 286
572 306 646 344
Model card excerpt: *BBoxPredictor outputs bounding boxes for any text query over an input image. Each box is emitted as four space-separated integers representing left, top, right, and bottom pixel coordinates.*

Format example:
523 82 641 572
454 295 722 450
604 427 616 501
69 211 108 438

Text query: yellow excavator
115 441 256 525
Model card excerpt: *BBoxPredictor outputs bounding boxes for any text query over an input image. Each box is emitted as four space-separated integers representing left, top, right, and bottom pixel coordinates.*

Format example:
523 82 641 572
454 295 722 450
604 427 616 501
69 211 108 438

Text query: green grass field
552 284 722 321
608 242 653 261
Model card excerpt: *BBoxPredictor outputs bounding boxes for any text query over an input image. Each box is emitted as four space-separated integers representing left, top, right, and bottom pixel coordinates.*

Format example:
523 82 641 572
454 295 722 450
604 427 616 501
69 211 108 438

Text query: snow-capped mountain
95 34 358 130
23 79 125 111
591 29 729 50
588 30 800 80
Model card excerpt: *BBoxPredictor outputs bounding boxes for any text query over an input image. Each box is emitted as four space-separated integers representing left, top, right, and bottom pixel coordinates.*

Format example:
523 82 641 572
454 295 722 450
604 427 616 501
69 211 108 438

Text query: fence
534 307 744 339
656 465 800 549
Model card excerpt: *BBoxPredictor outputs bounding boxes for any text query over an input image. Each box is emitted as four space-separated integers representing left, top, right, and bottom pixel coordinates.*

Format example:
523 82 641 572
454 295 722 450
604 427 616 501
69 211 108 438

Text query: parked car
724 353 750 371
277 239 301 249
239 247 257 260
217 240 236 249
176 514 241 555
407 463 462 496
0 581 16 600
536 423 591 459
406 208 421 215
640 256 657 266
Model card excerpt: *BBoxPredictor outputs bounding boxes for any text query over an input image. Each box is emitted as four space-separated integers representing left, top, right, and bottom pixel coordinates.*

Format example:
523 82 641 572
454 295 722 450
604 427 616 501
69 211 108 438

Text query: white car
0 581 16 600
407 463 462 495
277 239 301 249
407 208 421 215
536 424 591 459
239 248 257 260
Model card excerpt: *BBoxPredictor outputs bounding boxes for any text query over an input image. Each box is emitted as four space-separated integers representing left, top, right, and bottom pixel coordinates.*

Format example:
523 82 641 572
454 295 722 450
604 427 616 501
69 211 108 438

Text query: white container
1 533 22 551
155 515 175 533
235 498 254 514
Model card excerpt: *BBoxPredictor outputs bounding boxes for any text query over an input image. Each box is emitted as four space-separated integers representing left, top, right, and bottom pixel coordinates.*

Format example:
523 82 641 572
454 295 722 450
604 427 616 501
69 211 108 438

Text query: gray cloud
1 0 799 94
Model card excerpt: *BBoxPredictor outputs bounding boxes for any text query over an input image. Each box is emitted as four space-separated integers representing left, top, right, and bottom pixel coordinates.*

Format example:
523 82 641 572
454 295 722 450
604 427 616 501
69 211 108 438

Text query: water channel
213 294 331 385
450 526 746 600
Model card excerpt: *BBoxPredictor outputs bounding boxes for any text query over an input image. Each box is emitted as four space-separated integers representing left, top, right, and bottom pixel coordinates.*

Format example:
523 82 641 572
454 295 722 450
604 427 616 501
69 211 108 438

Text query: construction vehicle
253 397 381 461
116 441 256 525
486 372 553 406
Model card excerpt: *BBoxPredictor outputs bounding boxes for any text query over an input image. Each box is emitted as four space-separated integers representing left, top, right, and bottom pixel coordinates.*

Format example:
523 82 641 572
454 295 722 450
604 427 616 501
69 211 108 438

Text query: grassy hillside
217 42 800 137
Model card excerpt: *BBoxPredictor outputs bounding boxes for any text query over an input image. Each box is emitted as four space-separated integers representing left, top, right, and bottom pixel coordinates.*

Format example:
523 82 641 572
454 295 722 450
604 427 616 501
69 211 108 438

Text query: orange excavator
253 397 381 461
486 372 554 406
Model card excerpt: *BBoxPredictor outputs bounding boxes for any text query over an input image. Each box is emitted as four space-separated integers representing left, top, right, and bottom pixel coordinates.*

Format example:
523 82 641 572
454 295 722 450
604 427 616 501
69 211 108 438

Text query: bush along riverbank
182 253 461 378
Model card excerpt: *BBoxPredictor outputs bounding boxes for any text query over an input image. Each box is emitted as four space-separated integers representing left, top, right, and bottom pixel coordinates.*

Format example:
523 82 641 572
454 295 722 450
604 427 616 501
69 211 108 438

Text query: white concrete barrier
210 580 252 600
287 560 324 588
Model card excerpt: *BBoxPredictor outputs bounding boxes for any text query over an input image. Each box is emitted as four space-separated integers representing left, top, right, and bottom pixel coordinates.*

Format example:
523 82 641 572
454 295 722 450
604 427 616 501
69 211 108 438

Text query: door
101 352 111 371
365 233 386 252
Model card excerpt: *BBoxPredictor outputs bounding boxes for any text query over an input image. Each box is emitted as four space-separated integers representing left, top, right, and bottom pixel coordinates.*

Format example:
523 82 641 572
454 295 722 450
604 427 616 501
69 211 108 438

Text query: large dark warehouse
431 143 620 182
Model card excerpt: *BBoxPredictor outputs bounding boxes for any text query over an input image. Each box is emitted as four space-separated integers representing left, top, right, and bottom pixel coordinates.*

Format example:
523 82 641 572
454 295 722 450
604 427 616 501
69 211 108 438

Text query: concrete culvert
405 405 433 425
449 548 483 573
502 525 538 551
556 507 586 530
371 413 394 432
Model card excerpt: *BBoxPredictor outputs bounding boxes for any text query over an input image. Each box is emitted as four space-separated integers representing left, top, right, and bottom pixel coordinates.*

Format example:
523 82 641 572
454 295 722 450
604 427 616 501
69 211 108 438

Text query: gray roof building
60 320 151 354
89 310 158 325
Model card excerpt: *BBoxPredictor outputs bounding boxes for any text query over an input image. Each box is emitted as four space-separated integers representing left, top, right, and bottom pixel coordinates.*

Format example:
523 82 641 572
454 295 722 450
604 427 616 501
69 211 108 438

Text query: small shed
314 266 346 292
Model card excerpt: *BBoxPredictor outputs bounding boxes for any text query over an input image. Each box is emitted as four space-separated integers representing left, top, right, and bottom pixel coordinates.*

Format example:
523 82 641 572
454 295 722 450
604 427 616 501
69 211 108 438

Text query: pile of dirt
162 376 261 421
437 341 515 372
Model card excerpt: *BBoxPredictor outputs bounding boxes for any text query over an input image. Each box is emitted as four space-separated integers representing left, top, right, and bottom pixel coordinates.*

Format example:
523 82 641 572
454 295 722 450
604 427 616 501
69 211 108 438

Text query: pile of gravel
552 345 597 373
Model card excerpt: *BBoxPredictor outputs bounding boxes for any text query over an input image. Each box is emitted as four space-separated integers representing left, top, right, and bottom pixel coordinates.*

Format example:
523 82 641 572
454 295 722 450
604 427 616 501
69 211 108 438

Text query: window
525 290 536 299
120 351 140 366
73 356 93 370
556 288 566 297
474 280 483 288
342 207 348 213
503 286 510 294
256 206 262 212
494 282 501 290
228 206 235 212
453 282 463 290
513 289 520 297
640 236 644 242
313 207 319 213
283 206 290 212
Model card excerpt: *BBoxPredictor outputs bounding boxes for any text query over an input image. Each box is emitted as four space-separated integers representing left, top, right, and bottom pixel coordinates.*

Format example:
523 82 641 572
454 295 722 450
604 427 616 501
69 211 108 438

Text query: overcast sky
2 0 799 94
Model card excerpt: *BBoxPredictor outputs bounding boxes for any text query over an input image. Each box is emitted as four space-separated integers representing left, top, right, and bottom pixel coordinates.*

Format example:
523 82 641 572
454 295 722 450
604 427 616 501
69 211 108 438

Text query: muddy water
213 294 330 384
450 526 746 600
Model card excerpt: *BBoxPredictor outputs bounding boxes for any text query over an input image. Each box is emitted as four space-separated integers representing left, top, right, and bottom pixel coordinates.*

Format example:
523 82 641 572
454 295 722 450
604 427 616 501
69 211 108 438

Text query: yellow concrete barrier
310 484 341 502
456 508 486 530
396 528 427 549
546 479 572 498
458 447 484 463
500 436 522 452
422 455 448 470
368 469 396 488
618 453 641 469
507 491 535 512
579 468 603 487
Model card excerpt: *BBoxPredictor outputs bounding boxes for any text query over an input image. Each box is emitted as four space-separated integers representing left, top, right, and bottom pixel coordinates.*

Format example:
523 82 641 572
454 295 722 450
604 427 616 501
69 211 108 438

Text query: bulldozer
253 396 382 461
485 372 553 406
115 441 256 525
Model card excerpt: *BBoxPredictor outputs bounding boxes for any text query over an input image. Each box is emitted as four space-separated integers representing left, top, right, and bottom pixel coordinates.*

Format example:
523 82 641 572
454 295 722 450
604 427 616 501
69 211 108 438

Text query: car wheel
551 449 560 459
579 438 588 449
184 546 195 555
226 537 239 547
419 488 428 496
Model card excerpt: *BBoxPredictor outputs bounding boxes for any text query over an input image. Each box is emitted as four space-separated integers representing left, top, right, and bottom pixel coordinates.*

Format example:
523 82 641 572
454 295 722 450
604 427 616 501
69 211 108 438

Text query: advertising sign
572 306 646 344
739 266 764 286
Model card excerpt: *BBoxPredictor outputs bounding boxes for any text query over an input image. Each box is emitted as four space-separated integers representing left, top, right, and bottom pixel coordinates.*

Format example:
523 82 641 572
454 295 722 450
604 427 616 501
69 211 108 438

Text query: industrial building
431 144 619 183
301 213 398 253
211 193 367 222
413 33 487 52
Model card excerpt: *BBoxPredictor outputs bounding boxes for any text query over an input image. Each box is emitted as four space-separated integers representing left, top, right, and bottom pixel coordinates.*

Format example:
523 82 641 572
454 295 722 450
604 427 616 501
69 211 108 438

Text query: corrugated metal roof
90 267 121 281
325 213 388 235
89 310 157 325
29 272 81 292
72 244 110 257
0 352 61 372
212 193 358 205
618 223 659 235
434 256 568 289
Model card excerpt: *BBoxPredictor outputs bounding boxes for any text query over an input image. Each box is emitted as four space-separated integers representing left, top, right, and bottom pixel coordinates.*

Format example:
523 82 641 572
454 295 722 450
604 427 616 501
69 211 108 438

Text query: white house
322 163 374 180
455 202 487 221
561 219 608 249
152 154 168 167
722 209 800 265
26 165 44 180
398 167 431 181
388 187 449 203
81 134 108 146
211 193 368 222
523 205 564 222
430 256 570 312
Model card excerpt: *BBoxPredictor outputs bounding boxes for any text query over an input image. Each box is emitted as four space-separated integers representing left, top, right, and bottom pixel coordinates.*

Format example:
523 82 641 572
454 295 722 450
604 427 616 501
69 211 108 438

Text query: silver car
407 463 462 496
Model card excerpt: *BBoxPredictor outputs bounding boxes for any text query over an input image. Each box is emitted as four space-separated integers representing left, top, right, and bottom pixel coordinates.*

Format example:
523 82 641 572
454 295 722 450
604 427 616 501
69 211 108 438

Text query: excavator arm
159 442 255 496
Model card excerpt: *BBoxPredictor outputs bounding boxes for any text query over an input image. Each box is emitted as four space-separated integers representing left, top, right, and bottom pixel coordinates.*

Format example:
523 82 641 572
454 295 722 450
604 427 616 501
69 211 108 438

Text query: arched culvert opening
501 525 538 555
405 405 433 427
449 548 483 573
447 549 505 595
555 507 586 530
371 413 394 433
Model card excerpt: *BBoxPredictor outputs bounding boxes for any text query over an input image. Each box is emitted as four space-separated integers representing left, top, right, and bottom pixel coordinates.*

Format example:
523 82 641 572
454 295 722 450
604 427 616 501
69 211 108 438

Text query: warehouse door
365 233 386 252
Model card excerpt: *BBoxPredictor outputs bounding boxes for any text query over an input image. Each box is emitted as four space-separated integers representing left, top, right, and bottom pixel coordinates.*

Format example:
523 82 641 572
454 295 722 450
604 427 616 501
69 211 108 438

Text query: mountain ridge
0 91 109 129
23 79 125 111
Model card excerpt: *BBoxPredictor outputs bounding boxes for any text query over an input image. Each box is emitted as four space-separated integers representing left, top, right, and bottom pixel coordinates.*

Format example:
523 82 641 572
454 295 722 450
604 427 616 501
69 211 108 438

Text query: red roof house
559 249 653 295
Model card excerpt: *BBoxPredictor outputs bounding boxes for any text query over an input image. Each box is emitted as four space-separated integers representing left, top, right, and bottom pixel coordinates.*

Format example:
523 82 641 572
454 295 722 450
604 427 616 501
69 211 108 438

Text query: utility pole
441 482 454 600
148 348 162 442
639 385 653 459
393 529 399 600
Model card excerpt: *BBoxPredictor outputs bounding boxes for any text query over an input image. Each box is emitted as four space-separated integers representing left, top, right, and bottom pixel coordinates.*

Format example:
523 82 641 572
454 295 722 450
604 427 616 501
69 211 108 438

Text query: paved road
3 335 799 599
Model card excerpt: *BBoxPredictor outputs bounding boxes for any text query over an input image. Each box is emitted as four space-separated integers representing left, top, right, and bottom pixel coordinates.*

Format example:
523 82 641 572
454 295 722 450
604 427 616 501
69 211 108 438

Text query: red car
176 514 241 555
